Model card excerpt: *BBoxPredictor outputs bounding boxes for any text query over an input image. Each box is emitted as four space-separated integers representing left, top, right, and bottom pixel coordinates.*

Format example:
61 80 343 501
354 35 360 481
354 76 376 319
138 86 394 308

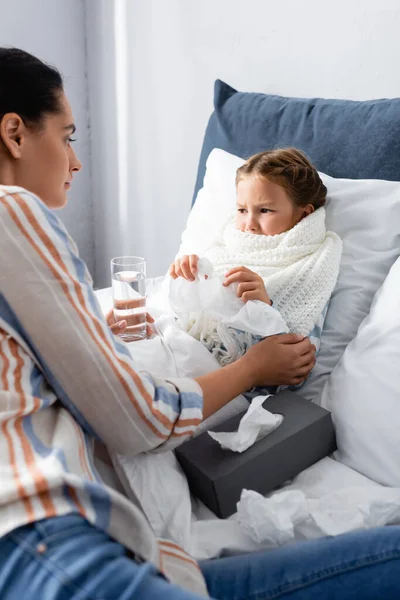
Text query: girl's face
236 175 313 236
0 92 81 209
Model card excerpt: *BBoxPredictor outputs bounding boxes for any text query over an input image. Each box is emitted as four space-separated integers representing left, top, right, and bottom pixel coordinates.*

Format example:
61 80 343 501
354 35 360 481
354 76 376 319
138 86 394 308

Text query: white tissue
208 395 283 453
169 273 243 317
237 489 308 545
197 257 214 279
237 486 400 547
223 301 288 337
169 276 288 337
168 262 288 367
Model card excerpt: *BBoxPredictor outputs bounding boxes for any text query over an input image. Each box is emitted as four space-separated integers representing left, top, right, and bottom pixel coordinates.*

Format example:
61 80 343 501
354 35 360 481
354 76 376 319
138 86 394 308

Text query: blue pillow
193 80 400 204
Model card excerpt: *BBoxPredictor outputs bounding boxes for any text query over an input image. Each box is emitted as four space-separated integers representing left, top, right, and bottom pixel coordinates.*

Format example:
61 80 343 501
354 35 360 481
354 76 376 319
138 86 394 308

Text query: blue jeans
0 515 399 599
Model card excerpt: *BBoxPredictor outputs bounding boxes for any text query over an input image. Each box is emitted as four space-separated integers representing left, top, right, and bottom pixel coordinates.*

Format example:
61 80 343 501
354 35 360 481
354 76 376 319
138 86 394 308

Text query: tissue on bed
237 486 400 547
208 395 283 453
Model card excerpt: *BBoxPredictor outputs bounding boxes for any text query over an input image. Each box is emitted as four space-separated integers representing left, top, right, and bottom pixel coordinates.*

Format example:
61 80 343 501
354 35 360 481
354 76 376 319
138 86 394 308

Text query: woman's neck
0 158 18 187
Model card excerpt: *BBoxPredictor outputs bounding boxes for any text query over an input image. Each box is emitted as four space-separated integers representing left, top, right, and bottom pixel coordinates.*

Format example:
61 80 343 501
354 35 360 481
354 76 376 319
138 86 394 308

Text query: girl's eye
237 208 247 214
68 138 77 143
260 208 272 214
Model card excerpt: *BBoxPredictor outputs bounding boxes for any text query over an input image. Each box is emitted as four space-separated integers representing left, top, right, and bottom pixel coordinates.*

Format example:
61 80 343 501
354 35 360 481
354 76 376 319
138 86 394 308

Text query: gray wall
0 0 94 274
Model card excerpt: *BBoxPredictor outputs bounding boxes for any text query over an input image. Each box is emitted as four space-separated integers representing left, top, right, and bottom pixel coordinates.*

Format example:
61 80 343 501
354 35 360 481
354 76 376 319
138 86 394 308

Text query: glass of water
110 256 147 342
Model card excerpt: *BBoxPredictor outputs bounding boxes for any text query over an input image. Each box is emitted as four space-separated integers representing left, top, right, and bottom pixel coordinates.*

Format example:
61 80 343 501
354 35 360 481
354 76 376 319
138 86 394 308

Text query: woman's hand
244 334 316 387
106 309 155 338
169 254 199 281
223 266 271 304
197 333 316 419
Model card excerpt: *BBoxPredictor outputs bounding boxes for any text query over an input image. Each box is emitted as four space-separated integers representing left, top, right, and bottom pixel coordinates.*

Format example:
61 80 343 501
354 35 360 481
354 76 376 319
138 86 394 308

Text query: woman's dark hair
0 47 63 128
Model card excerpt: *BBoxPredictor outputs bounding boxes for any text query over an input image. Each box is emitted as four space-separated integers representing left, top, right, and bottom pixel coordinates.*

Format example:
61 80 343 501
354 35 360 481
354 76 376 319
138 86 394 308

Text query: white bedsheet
96 281 400 560
117 448 400 561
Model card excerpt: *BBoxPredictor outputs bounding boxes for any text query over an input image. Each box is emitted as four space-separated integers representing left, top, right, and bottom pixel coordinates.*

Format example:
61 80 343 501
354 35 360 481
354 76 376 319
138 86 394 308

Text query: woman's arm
0 189 315 456
198 333 315 418
0 189 204 456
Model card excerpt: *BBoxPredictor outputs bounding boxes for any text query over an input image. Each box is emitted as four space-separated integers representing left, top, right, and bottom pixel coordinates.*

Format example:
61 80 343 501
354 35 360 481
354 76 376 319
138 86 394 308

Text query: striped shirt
0 185 208 596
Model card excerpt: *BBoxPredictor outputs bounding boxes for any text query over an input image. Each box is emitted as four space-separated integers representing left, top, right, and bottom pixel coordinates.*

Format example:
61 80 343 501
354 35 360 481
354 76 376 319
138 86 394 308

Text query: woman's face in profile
1 92 82 209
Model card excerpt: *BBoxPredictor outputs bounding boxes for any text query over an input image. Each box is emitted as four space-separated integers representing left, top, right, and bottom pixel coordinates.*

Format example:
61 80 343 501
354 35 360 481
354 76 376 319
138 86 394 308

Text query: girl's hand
223 266 271 304
106 309 155 338
169 254 200 281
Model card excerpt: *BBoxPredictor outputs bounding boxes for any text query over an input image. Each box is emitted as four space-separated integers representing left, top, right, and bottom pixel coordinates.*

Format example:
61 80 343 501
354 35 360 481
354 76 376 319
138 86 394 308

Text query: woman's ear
0 113 25 159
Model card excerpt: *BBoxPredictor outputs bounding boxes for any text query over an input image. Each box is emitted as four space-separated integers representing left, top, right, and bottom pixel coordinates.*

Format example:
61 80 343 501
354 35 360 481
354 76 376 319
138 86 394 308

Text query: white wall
0 0 94 273
85 0 126 287
89 0 400 286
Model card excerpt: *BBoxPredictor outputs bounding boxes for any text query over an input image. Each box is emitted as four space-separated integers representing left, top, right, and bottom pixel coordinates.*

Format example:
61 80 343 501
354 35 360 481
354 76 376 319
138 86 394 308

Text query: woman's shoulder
0 183 29 197
0 184 44 202
0 184 59 228
0 184 65 243
0 184 79 263
0 185 35 206
0 183 92 290
0 185 50 218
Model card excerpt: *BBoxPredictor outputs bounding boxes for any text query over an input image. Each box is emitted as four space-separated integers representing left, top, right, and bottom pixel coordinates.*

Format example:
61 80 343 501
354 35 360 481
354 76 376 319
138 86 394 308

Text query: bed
97 80 400 560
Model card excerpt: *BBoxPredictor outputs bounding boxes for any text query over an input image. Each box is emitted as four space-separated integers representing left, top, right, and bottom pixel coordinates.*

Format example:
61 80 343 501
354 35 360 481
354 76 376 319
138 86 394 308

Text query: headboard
192 80 400 204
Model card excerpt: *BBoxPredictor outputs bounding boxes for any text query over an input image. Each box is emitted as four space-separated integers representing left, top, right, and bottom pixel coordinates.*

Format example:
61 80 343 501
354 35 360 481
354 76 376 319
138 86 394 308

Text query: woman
0 48 398 600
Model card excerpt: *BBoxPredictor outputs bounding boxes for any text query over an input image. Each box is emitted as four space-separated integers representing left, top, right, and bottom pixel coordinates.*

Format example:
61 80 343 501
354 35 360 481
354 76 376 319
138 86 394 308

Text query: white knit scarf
205 208 342 336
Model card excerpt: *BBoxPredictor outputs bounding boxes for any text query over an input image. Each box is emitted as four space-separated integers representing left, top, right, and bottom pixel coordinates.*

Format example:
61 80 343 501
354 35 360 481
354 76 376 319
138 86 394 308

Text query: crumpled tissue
169 260 243 317
236 486 400 547
168 258 288 338
208 395 283 453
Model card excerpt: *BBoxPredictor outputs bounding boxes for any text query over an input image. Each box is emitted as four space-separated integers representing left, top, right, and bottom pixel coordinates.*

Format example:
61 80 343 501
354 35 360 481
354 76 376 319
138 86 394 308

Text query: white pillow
179 149 400 401
322 256 400 485
178 150 244 256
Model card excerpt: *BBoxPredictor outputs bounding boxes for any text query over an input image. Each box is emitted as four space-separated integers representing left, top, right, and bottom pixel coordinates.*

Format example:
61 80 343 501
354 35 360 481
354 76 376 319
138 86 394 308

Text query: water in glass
112 269 146 341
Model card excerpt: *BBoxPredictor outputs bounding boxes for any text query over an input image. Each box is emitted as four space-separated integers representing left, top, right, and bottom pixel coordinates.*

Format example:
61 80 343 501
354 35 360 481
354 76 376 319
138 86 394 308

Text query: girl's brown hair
236 147 327 210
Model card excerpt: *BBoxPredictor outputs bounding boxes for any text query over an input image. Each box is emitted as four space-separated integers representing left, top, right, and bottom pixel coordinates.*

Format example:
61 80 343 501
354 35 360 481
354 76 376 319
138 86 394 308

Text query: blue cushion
193 80 400 204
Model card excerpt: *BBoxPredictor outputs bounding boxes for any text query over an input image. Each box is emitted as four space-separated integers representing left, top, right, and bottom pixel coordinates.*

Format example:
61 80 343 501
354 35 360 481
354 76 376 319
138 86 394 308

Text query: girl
170 148 342 365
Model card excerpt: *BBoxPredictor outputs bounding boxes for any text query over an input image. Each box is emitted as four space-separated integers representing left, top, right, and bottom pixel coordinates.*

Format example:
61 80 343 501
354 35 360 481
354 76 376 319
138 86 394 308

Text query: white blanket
95 283 400 560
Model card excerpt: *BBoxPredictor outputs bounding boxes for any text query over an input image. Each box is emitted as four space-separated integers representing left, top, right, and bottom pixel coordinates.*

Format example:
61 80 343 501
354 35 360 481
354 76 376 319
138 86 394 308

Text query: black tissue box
175 390 336 518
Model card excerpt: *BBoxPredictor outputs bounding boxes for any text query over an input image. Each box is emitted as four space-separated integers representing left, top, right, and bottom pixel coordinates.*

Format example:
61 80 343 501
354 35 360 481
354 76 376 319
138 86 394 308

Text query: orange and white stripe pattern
0 186 208 596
